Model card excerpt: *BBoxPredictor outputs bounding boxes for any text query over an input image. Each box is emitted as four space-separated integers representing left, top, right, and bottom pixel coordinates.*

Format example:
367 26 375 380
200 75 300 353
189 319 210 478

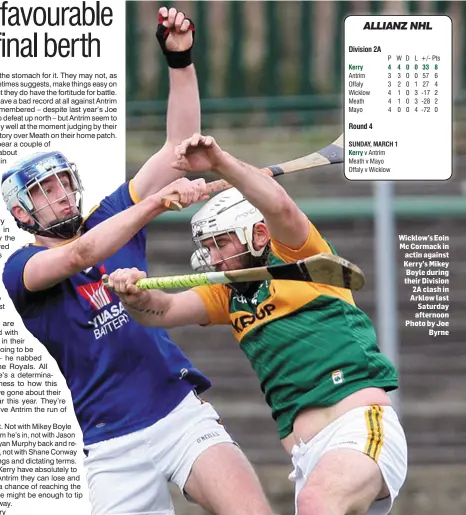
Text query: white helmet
190 188 266 271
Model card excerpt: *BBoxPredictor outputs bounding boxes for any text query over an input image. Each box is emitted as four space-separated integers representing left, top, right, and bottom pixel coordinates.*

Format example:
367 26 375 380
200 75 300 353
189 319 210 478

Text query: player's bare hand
156 177 209 208
171 133 227 174
157 7 194 53
103 268 150 310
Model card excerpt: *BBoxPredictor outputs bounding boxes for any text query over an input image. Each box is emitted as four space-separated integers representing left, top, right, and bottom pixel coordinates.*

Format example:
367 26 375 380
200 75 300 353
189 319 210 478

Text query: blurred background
126 1 466 514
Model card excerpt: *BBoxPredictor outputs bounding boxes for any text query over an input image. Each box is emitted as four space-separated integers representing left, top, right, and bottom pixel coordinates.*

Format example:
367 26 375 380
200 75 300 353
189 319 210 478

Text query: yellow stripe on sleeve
129 179 141 204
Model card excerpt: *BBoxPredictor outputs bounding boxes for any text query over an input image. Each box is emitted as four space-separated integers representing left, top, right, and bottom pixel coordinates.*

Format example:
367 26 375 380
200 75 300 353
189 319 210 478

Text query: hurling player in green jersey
106 133 407 515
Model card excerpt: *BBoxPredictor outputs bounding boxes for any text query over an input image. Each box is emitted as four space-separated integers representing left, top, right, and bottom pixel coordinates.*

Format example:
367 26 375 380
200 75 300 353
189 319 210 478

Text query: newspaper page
0 1 125 513
0 1 463 515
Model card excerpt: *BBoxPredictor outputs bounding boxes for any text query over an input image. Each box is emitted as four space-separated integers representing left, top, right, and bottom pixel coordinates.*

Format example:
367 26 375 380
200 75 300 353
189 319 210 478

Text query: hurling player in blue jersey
1 7 273 515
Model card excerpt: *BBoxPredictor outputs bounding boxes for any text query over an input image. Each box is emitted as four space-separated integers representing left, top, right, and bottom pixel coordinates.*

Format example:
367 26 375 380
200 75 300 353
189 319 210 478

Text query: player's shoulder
2 245 46 299
83 181 134 228
270 219 335 263
4 244 45 268
192 283 232 311
3 245 45 288
194 283 230 296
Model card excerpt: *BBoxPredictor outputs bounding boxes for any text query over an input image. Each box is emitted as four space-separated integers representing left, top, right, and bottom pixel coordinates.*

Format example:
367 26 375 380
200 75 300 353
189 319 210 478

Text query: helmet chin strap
20 213 83 240
39 214 83 239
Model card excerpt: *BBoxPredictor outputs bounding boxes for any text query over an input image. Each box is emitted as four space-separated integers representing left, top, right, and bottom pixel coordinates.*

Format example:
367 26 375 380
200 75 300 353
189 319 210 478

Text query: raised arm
104 268 210 328
24 179 207 292
131 7 201 201
173 134 310 249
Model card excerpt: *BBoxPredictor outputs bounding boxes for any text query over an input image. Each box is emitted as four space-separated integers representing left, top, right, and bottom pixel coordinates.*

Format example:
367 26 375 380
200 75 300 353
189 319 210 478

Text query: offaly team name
88 301 129 339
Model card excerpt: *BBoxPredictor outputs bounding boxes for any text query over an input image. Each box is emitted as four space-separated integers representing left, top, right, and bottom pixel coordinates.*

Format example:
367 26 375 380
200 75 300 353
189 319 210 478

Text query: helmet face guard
190 189 267 273
191 228 252 272
1 152 84 239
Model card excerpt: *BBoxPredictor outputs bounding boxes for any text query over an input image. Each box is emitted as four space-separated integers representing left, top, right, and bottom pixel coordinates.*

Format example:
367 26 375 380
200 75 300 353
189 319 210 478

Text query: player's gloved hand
156 177 209 208
104 268 150 311
156 6 195 68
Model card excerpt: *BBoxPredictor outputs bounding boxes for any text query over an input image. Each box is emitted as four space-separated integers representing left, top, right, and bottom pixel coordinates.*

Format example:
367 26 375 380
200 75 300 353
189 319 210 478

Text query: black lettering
263 304 276 316
241 315 255 328
230 304 277 333
255 309 267 320
232 318 242 333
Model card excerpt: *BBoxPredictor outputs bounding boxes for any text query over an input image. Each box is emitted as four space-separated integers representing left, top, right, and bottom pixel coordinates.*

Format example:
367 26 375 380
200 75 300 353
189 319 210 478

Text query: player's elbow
69 238 97 272
160 139 176 155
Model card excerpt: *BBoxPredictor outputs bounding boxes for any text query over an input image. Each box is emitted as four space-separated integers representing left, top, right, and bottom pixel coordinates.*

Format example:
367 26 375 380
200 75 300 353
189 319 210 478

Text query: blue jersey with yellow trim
3 182 210 445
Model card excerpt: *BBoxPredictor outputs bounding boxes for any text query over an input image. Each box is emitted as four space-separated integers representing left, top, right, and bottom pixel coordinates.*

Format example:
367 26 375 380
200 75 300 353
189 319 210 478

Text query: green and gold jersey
193 221 398 439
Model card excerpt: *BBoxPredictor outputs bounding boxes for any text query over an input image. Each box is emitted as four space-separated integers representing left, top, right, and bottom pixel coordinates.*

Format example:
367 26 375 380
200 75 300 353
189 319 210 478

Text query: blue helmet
1 151 84 239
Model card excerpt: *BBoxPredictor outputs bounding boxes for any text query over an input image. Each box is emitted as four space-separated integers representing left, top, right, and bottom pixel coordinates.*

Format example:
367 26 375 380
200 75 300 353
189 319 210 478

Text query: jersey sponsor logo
88 301 130 339
74 265 131 339
231 303 276 333
76 265 112 310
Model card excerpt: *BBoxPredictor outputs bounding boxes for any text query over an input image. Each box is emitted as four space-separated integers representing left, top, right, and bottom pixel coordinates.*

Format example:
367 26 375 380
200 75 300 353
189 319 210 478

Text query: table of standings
344 16 452 181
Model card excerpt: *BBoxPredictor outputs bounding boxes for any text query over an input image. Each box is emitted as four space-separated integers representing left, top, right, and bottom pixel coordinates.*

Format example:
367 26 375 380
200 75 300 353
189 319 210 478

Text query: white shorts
83 391 235 515
288 405 407 515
